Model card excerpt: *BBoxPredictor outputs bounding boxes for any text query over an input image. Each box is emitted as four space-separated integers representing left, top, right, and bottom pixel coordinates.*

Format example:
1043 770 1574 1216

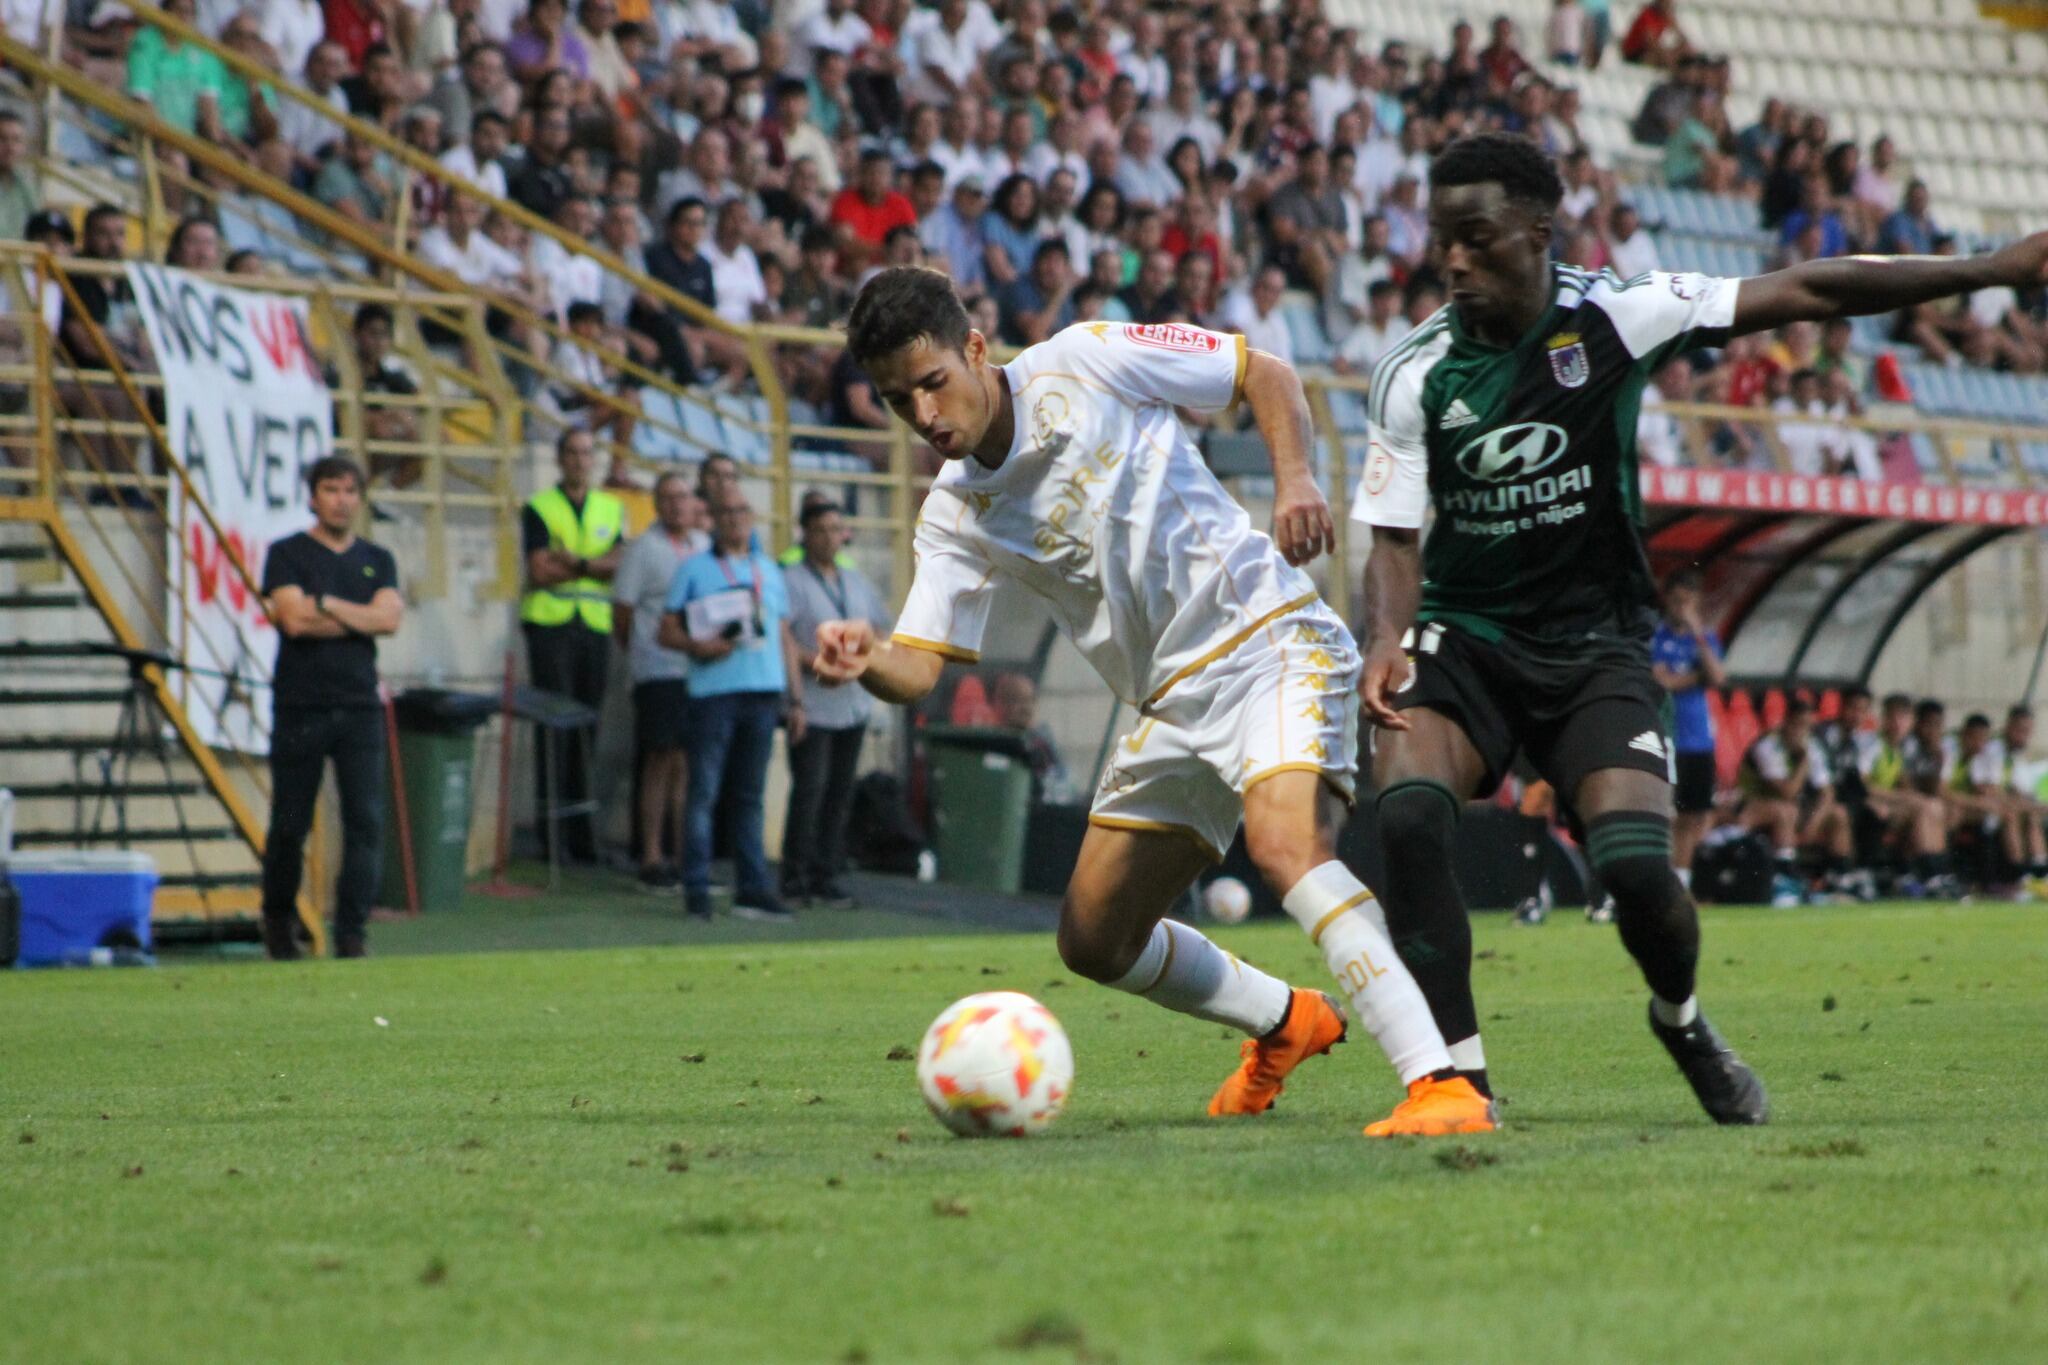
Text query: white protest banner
127 263 334 754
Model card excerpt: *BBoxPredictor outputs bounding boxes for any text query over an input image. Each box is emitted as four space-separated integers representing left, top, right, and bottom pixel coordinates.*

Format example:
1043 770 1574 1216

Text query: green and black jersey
1353 265 1738 645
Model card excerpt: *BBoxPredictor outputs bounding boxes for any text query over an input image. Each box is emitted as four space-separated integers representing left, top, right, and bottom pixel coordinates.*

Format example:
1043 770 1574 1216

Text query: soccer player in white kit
812 267 1493 1136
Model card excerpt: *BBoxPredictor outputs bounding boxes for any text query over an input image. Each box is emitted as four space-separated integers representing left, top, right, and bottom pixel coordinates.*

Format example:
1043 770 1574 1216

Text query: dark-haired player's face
866 331 994 461
1428 182 1551 334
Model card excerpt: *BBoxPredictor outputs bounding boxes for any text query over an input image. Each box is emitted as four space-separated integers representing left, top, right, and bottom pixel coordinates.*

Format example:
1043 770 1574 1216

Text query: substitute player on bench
814 267 1492 1137
1355 132 2048 1126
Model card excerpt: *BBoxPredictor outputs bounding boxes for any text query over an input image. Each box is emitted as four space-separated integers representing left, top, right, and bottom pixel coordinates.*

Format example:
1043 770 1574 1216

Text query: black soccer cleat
1648 1004 1770 1126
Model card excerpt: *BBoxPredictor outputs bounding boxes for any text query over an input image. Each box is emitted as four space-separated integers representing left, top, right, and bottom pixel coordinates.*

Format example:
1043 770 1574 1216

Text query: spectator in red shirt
1621 0 1692 70
1479 16 1530 91
830 148 919 272
321 0 387 69
1722 333 1779 409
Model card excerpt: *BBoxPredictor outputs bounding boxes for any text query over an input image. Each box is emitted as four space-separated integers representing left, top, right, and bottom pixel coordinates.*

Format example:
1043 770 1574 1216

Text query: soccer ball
916 991 1073 1137
1203 876 1252 924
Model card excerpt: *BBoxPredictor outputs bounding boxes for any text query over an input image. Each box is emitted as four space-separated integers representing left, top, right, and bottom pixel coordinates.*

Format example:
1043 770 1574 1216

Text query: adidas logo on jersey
1439 398 1480 430
1629 731 1666 759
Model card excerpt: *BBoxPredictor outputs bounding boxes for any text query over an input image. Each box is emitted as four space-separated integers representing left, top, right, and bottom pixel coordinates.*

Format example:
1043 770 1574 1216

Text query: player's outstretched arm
1731 230 2048 337
1241 348 1334 566
813 619 946 705
1357 525 1422 731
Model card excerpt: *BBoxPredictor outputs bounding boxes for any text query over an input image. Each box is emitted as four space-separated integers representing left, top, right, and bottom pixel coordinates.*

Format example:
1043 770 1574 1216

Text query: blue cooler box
8 851 157 967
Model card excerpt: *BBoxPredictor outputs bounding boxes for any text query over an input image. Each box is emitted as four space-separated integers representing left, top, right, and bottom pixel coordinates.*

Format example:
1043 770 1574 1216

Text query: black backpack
847 772 925 875
1694 831 1775 905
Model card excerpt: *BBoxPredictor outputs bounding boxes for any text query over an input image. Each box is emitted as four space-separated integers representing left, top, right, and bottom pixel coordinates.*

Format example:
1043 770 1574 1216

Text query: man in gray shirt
781 501 891 907
611 470 708 892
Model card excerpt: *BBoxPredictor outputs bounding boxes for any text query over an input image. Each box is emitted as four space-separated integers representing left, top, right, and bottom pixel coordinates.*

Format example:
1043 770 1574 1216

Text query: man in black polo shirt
259 456 404 959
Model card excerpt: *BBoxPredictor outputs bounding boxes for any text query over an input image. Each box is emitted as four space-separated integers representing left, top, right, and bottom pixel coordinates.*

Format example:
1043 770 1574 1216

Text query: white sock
1675 865 1692 890
1447 1035 1486 1073
1651 993 1699 1027
1281 861 1453 1084
1107 919 1291 1036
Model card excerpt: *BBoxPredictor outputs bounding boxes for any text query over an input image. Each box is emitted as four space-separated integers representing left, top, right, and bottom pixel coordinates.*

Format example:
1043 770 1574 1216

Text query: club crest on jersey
1125 322 1219 353
1546 332 1590 389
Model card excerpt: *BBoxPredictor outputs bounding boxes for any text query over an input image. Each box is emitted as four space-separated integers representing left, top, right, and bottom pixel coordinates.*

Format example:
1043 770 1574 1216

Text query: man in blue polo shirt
659 486 808 922
1650 568 1727 891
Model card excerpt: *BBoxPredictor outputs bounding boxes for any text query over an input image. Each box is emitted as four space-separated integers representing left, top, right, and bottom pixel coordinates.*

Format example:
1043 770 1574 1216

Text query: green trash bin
379 689 495 911
922 725 1035 894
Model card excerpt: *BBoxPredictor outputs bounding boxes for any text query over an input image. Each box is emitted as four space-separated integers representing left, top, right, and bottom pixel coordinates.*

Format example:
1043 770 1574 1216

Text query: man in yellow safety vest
521 428 625 862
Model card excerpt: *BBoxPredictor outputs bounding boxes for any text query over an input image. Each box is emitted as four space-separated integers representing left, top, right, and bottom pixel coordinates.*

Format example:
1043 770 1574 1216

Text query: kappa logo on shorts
1123 322 1220 353
1629 730 1667 759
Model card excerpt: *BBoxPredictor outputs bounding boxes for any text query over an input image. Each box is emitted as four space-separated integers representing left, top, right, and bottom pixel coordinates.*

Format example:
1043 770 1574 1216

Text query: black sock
1588 811 1700 1005
1457 1067 1493 1098
1913 853 1949 882
1374 780 1479 1044
1823 854 1850 881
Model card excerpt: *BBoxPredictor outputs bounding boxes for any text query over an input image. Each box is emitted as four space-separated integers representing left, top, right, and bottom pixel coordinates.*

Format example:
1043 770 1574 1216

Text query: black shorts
1389 622 1672 805
1673 751 1717 814
634 678 692 752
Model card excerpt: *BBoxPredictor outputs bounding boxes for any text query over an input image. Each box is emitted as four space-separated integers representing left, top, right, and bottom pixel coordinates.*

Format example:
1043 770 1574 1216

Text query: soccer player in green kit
1353 132 2048 1125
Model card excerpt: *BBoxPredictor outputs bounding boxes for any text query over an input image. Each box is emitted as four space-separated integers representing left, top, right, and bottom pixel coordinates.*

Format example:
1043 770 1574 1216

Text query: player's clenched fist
812 619 877 684
1358 640 1413 731
1271 475 1335 567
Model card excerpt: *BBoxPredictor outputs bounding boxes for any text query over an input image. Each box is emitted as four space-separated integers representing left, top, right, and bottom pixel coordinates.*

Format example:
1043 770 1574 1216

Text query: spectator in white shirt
1605 202 1661 278
1117 9 1169 102
1546 0 1589 65
1144 70 1224 161
804 0 871 64
276 41 350 175
702 198 769 326
1024 110 1089 189
441 110 510 198
928 97 991 192
1771 369 1835 478
1334 280 1411 377
1113 119 1180 210
1305 47 1358 142
419 192 529 291
909 0 990 105
531 194 606 321
1636 357 1693 468
256 0 326 80
1221 265 1294 367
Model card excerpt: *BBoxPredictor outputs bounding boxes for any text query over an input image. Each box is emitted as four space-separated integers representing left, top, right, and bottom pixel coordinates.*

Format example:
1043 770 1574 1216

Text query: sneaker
1362 1075 1498 1137
811 879 856 910
1207 989 1347 1116
637 864 680 895
1769 873 1805 908
260 914 302 962
1586 895 1616 925
1512 896 1548 926
731 894 798 923
684 890 713 921
1648 1004 1769 1126
334 934 368 959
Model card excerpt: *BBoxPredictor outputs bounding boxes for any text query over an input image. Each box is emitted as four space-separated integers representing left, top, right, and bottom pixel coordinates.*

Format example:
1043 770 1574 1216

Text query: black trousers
262 706 386 942
780 723 865 894
524 620 610 861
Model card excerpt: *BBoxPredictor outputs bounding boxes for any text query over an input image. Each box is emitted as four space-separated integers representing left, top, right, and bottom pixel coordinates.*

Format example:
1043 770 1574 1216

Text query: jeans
683 690 780 900
524 620 610 861
262 706 386 941
781 724 865 893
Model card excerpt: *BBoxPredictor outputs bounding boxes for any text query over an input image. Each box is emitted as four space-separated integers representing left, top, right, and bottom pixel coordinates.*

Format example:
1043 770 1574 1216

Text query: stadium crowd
1 0 2042 485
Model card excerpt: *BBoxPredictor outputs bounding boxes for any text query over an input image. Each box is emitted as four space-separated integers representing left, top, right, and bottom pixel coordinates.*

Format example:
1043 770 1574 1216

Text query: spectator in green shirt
126 0 241 141
0 112 38 241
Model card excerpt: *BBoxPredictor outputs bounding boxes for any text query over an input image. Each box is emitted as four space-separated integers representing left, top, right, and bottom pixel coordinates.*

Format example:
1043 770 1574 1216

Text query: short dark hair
1366 279 1400 301
845 267 970 368
305 455 365 494
353 301 394 332
2008 704 2033 723
1963 712 1992 731
1428 132 1564 212
84 202 125 234
1786 697 1814 719
799 499 843 530
566 300 604 326
1032 238 1070 264
799 224 836 253
667 196 707 228
167 215 216 262
473 110 509 133
1915 699 1946 723
1843 684 1873 706
1881 692 1914 712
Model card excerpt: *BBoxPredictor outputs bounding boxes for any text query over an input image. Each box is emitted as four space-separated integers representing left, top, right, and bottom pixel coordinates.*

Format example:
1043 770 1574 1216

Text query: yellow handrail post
29 252 55 503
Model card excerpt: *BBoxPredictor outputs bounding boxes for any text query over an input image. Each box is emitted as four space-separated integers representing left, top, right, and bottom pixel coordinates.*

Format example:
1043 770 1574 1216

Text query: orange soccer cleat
1362 1075 1498 1138
1207 989 1348 1116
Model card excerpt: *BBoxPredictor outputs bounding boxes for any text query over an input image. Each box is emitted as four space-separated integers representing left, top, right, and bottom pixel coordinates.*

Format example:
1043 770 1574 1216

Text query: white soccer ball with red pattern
916 991 1073 1137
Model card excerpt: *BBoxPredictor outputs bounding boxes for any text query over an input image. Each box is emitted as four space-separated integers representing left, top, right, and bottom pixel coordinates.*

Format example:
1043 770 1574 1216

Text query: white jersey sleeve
1056 321 1248 413
1351 331 1437 530
891 508 996 663
1968 739 2006 791
1749 734 1792 783
1586 270 1740 365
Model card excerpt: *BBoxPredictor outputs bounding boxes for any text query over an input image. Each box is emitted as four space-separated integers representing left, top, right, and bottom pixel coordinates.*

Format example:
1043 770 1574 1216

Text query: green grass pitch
3 901 2045 1363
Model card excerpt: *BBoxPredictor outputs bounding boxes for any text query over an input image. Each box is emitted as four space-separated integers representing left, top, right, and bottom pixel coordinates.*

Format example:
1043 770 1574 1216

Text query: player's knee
1055 912 1138 984
1375 779 1460 863
1586 810 1682 911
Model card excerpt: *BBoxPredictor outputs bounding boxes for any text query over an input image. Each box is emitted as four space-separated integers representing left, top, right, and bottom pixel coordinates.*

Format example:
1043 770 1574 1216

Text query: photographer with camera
658 486 807 922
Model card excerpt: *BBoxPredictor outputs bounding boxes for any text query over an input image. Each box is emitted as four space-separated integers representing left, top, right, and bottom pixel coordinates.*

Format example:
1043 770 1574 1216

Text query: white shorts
1089 601 1361 860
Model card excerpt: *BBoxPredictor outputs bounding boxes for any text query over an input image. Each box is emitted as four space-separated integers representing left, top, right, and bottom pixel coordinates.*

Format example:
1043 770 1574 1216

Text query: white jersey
892 322 1316 707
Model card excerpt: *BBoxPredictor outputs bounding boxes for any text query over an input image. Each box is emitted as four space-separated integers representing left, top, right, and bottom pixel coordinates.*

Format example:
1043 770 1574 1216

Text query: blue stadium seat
679 391 727 452
633 389 693 463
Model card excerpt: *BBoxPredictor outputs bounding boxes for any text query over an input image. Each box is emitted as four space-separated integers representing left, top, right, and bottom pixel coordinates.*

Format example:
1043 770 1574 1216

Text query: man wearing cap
0 112 37 241
521 428 626 864
917 175 989 293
